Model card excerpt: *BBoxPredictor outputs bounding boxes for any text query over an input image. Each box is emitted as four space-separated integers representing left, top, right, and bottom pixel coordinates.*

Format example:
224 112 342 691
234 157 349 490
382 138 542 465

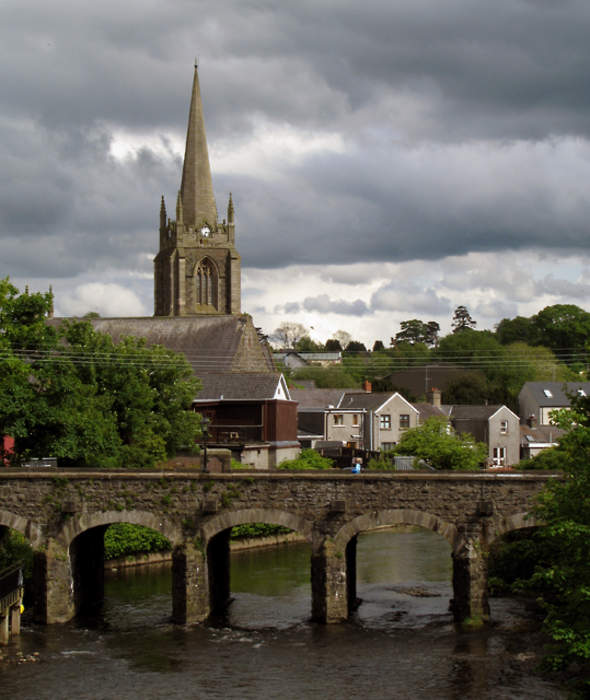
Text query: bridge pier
311 538 349 623
172 540 210 624
451 538 490 625
33 539 75 624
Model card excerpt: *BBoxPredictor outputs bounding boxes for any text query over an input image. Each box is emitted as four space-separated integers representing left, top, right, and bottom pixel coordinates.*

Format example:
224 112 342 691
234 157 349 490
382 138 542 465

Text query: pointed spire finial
179 64 218 228
227 192 234 224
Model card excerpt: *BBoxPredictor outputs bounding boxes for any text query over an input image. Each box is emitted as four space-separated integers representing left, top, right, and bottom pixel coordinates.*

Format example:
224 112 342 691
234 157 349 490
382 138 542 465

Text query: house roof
449 405 507 421
194 373 289 401
53 314 275 376
519 424 565 445
519 381 590 407
338 391 417 413
290 388 350 409
414 403 448 422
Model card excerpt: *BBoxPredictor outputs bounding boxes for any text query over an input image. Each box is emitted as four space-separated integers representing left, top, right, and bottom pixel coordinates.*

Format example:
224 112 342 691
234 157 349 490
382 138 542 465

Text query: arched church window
196 258 218 309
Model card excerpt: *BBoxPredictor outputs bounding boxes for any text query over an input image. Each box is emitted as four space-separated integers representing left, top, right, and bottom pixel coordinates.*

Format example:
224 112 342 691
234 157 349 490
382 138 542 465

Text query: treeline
0 279 202 468
274 304 590 411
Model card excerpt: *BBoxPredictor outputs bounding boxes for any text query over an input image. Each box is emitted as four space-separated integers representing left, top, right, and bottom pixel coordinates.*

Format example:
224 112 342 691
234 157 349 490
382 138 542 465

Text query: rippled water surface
1 529 566 699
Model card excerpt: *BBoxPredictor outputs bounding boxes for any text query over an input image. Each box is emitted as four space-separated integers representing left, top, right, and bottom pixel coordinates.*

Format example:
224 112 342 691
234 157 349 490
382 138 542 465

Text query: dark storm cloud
2 0 590 279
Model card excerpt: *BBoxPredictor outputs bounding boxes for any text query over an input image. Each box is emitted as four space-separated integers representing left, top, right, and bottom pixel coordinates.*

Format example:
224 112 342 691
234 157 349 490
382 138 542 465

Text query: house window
399 414 410 430
352 414 359 426
493 447 506 466
380 414 391 430
500 420 508 434
333 414 344 426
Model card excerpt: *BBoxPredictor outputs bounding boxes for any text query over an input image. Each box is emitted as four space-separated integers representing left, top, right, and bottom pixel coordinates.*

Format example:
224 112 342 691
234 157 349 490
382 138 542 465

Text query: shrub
103 523 171 560
277 448 333 471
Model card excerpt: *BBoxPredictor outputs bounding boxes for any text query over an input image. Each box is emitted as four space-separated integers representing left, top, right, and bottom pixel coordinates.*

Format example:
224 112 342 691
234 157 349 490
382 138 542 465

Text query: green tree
270 322 309 349
443 371 490 405
496 315 538 345
294 335 324 352
292 364 358 388
393 319 440 346
393 416 487 470
372 340 385 352
325 338 342 352
532 304 590 356
0 279 201 468
519 396 590 685
451 305 477 333
344 340 367 354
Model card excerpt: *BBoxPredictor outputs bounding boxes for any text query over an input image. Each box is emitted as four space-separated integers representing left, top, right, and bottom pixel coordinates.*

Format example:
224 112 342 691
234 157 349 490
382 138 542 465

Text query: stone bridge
0 470 556 626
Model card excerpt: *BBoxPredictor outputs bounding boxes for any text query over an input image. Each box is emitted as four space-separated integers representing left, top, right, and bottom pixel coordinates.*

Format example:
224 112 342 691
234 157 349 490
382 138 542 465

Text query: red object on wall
2 436 15 465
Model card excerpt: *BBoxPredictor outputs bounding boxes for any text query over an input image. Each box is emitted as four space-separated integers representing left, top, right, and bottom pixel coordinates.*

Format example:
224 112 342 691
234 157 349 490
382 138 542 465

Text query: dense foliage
392 417 487 470
277 448 334 471
230 523 293 539
526 398 590 684
103 523 171 560
0 529 33 578
0 279 202 468
491 396 590 692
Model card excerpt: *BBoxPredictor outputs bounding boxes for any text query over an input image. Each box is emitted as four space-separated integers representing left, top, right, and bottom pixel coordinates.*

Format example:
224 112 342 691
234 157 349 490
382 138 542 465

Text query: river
1 528 565 699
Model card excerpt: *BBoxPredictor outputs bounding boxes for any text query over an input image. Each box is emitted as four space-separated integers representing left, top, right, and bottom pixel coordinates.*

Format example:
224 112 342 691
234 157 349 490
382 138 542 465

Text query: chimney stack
363 380 372 393
428 387 441 408
527 414 537 428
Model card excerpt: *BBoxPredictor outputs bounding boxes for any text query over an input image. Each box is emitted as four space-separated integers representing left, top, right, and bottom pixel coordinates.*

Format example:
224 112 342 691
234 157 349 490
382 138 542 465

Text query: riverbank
104 531 307 571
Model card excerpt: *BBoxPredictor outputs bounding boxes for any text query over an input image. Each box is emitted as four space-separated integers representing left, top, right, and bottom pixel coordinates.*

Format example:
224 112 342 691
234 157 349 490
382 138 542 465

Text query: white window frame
499 420 508 435
492 446 506 466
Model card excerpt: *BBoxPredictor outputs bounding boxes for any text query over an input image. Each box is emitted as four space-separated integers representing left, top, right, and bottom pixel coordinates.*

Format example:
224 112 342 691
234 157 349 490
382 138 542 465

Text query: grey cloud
2 0 590 286
284 302 302 313
534 275 590 299
371 283 451 315
303 294 370 316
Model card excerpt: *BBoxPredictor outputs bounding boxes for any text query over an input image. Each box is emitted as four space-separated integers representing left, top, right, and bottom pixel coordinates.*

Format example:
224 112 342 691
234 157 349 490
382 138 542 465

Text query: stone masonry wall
0 471 553 548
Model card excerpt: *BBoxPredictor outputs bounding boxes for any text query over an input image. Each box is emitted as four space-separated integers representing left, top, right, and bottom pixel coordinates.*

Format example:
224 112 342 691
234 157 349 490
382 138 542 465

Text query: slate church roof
50 314 275 376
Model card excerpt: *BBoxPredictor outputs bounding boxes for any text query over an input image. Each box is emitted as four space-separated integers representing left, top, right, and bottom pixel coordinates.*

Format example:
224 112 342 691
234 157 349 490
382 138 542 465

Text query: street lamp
201 416 210 473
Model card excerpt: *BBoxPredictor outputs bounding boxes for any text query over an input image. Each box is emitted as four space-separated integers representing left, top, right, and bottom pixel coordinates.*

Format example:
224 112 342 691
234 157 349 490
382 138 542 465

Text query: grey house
519 381 590 426
449 405 520 467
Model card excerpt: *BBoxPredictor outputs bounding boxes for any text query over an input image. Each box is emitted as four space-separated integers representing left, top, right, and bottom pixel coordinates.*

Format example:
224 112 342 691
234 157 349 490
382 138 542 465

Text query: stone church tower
154 65 241 316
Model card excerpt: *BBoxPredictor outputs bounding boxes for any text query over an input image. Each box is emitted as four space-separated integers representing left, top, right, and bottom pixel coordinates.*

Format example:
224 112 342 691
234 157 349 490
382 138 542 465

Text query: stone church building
58 65 299 468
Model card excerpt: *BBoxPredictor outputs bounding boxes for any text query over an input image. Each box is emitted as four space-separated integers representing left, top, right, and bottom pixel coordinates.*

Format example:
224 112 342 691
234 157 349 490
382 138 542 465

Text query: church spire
179 63 218 229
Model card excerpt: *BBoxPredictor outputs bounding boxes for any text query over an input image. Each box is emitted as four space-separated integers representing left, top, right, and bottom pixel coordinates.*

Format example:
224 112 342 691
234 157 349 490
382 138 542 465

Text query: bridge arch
0 509 43 548
56 509 182 548
333 509 459 552
488 511 540 545
200 508 313 543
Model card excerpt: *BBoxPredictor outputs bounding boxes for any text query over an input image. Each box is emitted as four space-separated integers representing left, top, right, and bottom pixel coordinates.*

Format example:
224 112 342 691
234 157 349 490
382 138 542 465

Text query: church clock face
200 225 211 238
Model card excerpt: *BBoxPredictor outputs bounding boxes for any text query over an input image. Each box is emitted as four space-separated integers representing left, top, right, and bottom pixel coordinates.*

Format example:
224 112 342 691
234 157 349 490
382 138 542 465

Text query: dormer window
543 389 553 398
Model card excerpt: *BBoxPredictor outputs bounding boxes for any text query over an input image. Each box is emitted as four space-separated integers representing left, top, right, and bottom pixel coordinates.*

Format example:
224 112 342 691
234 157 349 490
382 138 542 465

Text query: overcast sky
2 0 590 345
